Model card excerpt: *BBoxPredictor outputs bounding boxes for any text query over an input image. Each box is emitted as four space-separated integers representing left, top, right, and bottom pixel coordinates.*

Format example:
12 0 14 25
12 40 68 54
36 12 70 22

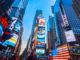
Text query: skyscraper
47 16 57 50
72 0 80 20
51 0 80 60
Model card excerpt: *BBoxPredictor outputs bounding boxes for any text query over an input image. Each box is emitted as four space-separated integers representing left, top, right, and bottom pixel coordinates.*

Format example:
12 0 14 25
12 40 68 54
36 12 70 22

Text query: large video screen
36 49 45 54
65 30 76 42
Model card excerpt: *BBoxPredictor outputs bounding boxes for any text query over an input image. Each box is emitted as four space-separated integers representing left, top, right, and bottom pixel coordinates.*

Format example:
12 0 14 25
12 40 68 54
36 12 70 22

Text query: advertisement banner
9 17 17 30
69 46 80 55
37 34 45 38
37 33 45 35
0 17 8 29
37 41 45 45
0 23 3 38
65 30 76 42
4 33 18 47
36 49 45 54
36 45 45 48
37 39 45 42
38 18 45 27
38 26 45 30
62 15 69 27
13 21 21 33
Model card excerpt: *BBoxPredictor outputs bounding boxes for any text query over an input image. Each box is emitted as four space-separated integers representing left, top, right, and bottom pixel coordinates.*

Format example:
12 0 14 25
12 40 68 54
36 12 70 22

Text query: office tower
52 0 80 60
72 0 80 20
47 16 57 50
0 0 14 16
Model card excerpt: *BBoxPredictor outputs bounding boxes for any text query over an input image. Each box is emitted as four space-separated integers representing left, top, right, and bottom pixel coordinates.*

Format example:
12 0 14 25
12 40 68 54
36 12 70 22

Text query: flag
53 45 70 60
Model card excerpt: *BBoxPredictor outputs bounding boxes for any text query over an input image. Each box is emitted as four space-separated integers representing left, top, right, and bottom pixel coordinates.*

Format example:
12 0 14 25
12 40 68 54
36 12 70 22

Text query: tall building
51 0 80 60
72 0 80 20
0 0 14 16
31 10 42 50
47 16 57 50
0 0 29 57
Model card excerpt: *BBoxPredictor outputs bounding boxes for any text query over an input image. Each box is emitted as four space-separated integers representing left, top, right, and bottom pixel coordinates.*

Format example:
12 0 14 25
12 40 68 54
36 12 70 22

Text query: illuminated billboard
0 23 3 38
36 49 45 54
0 17 8 29
65 30 76 42
37 30 45 35
38 27 45 31
36 45 45 48
69 46 80 55
37 34 45 38
13 21 21 33
38 18 45 27
37 39 45 42
4 33 18 47
37 41 45 45
9 17 17 30
62 15 69 27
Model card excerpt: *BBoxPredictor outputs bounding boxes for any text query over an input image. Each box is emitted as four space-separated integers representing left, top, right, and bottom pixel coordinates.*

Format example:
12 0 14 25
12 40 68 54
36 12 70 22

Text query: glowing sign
36 49 45 54
0 16 8 29
65 30 76 42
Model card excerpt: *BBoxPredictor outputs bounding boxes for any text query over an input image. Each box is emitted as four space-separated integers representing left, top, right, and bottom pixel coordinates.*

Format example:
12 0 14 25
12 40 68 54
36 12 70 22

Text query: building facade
72 0 80 20
51 0 80 60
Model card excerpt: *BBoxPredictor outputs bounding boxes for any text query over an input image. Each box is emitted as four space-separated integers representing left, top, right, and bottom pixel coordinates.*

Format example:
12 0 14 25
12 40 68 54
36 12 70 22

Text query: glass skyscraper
72 0 80 20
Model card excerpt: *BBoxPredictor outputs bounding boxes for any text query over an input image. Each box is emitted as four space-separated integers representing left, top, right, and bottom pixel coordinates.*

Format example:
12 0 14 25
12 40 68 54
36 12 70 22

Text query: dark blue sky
20 0 56 54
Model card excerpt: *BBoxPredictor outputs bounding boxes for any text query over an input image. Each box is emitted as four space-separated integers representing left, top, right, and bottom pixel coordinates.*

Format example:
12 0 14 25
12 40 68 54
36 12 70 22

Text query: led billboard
37 34 45 38
37 41 45 45
0 23 3 38
37 39 45 42
9 17 17 30
36 45 45 48
0 17 8 29
36 49 45 54
13 21 21 33
38 27 45 30
38 18 45 27
4 33 18 47
65 30 76 42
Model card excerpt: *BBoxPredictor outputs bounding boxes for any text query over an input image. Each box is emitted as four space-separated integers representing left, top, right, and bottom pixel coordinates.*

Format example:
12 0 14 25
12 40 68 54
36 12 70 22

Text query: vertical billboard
62 15 69 27
36 16 45 55
65 30 76 42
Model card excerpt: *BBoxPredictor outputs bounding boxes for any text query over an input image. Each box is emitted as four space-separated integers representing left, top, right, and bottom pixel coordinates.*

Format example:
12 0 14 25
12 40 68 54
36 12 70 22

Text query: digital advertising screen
37 34 45 38
65 30 76 42
3 33 18 47
38 18 45 27
13 21 21 33
37 41 45 45
38 27 45 31
36 45 45 48
36 49 45 55
37 39 45 42
0 23 3 38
